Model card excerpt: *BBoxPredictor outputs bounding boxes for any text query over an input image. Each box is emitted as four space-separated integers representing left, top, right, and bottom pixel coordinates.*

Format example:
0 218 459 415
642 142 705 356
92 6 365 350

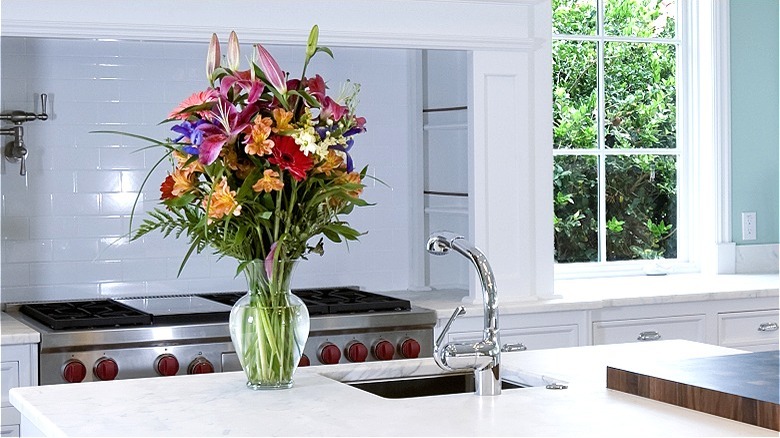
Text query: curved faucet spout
427 231 501 396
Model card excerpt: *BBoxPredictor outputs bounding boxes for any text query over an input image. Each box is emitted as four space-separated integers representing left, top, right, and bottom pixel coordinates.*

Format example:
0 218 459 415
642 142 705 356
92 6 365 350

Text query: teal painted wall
730 0 780 245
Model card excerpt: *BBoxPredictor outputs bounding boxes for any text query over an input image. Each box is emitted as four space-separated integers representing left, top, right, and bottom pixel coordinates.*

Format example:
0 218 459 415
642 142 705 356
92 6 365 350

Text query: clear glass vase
228 259 310 390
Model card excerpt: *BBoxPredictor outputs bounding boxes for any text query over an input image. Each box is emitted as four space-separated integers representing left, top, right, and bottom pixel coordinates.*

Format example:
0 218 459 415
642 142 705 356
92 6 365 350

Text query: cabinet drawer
0 423 19 438
449 324 579 351
718 309 779 349
0 362 19 408
593 315 706 345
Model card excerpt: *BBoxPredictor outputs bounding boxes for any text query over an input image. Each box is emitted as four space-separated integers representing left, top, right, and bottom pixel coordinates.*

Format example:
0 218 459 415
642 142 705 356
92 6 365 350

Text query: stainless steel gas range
4 288 437 385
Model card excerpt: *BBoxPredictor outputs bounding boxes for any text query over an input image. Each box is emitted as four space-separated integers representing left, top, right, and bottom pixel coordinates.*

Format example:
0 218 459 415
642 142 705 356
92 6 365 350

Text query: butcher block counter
10 340 778 437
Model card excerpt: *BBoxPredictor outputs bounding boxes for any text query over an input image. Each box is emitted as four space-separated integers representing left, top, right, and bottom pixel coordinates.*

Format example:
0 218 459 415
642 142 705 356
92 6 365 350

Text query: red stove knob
187 357 214 374
373 340 395 361
93 357 119 381
62 359 87 383
345 341 369 363
399 338 422 359
155 354 180 376
317 342 342 365
299 355 311 367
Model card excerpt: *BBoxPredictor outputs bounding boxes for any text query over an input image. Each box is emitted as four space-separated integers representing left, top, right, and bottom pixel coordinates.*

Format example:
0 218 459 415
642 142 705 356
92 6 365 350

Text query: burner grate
20 300 152 330
200 288 411 315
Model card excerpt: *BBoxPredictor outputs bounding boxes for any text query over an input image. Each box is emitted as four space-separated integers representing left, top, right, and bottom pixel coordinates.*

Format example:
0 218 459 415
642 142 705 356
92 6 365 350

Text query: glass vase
228 259 310 390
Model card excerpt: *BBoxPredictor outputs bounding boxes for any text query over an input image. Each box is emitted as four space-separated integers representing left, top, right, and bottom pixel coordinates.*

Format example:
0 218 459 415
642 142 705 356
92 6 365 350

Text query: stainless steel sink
348 373 527 399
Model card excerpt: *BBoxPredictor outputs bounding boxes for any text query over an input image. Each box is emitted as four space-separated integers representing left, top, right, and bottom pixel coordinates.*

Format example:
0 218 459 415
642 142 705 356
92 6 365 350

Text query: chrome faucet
427 231 501 396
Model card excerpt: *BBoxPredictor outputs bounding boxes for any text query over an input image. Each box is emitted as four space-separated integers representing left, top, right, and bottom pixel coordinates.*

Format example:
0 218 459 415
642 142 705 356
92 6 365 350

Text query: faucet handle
501 343 527 352
38 94 49 121
436 306 466 348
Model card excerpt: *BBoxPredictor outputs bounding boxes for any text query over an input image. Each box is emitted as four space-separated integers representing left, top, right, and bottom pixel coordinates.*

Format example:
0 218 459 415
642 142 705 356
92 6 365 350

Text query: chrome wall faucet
1 94 49 176
427 231 502 396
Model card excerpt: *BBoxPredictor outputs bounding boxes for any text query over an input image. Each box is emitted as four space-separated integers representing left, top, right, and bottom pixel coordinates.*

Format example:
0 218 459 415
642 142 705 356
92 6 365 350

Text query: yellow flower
245 117 275 156
315 150 345 176
171 168 195 197
203 178 241 224
252 169 284 193
272 108 294 132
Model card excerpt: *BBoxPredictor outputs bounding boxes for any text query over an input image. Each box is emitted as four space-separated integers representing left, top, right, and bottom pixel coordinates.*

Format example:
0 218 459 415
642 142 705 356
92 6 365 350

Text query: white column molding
468 46 553 303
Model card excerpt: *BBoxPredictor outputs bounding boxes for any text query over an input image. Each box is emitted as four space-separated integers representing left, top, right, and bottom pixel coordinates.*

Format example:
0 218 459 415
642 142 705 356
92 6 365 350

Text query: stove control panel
41 342 235 385
299 328 433 365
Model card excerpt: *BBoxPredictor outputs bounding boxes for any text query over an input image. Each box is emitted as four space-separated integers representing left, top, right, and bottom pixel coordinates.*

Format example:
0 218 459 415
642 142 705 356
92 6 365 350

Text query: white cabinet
1 344 38 437
718 309 779 352
438 310 585 351
593 314 707 345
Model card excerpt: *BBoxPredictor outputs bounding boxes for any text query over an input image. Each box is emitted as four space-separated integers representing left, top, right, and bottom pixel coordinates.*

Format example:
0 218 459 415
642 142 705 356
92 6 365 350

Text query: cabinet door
0 362 19 409
718 309 779 352
449 324 579 351
592 315 706 345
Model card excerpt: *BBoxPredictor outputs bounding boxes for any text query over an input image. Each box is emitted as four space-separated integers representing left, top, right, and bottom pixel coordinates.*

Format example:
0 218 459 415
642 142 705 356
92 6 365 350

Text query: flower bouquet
100 26 368 389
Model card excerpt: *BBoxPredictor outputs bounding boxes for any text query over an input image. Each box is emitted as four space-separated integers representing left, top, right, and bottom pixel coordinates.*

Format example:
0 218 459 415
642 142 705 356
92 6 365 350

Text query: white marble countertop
394 273 779 316
1 311 40 346
10 340 776 437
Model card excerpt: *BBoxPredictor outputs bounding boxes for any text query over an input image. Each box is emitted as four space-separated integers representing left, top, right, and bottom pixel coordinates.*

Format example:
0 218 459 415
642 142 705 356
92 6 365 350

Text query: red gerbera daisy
160 174 175 200
268 135 313 181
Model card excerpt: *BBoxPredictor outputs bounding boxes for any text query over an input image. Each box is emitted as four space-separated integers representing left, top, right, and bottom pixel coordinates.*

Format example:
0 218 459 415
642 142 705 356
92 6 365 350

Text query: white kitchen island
10 340 776 437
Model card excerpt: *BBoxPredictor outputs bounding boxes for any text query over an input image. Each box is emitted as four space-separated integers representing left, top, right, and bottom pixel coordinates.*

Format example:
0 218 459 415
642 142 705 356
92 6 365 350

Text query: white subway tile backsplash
76 170 122 193
1 263 30 288
51 194 100 215
51 239 100 261
3 240 53 263
29 216 78 239
2 37 414 302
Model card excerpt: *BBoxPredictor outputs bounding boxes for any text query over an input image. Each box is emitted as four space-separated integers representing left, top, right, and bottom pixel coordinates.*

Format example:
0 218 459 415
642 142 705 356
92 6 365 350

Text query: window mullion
597 0 607 263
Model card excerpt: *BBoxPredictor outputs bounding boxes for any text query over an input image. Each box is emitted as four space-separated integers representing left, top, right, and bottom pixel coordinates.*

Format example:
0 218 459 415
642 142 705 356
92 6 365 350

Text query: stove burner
20 300 151 330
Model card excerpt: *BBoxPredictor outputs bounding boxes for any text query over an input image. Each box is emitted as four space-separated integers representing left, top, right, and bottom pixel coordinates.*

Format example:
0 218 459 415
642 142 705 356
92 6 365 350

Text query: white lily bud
227 31 240 71
206 33 221 80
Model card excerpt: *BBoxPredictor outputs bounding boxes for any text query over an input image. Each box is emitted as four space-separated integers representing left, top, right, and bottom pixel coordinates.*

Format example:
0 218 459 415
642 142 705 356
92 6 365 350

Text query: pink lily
320 96 348 121
206 33 221 80
307 74 327 103
264 242 278 279
255 44 287 94
197 98 258 165
219 70 265 104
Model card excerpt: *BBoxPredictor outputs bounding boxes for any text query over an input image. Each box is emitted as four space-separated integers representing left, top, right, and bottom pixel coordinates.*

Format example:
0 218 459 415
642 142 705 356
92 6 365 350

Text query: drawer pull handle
501 343 527 352
637 331 661 341
758 322 779 332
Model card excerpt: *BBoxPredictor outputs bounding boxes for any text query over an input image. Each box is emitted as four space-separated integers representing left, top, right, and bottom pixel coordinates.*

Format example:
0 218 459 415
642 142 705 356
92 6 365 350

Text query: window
552 0 683 271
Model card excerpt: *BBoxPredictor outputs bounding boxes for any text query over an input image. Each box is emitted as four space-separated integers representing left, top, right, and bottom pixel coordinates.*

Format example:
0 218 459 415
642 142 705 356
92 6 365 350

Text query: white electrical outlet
741 212 757 241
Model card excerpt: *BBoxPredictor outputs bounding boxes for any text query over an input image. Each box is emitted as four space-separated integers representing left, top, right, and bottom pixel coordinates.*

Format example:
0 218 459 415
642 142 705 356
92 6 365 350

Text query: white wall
0 37 415 302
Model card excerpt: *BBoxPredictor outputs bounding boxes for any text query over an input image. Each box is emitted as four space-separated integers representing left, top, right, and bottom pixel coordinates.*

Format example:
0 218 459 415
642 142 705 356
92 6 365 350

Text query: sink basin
348 373 527 399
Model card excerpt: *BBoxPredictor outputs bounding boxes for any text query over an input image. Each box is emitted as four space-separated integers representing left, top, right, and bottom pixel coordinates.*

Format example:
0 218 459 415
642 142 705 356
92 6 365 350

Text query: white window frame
553 0 731 279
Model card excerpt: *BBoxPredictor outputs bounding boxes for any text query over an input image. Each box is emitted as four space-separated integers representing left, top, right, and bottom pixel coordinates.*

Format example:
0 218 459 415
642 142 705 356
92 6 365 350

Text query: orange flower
252 169 284 193
340 172 363 198
202 178 241 224
173 151 204 177
171 169 195 197
315 150 345 176
272 108 293 132
245 116 275 156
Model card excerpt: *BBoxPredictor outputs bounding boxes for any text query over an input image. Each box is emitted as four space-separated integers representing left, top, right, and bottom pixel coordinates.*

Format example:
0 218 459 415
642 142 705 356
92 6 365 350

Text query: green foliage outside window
553 0 678 263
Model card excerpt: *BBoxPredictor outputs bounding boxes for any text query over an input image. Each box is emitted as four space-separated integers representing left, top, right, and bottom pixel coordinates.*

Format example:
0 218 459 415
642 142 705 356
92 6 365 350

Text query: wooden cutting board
607 350 779 431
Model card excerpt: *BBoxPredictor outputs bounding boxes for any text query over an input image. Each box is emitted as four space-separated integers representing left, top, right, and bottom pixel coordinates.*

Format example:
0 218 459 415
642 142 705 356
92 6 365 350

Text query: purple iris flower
171 120 207 155
329 139 354 173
